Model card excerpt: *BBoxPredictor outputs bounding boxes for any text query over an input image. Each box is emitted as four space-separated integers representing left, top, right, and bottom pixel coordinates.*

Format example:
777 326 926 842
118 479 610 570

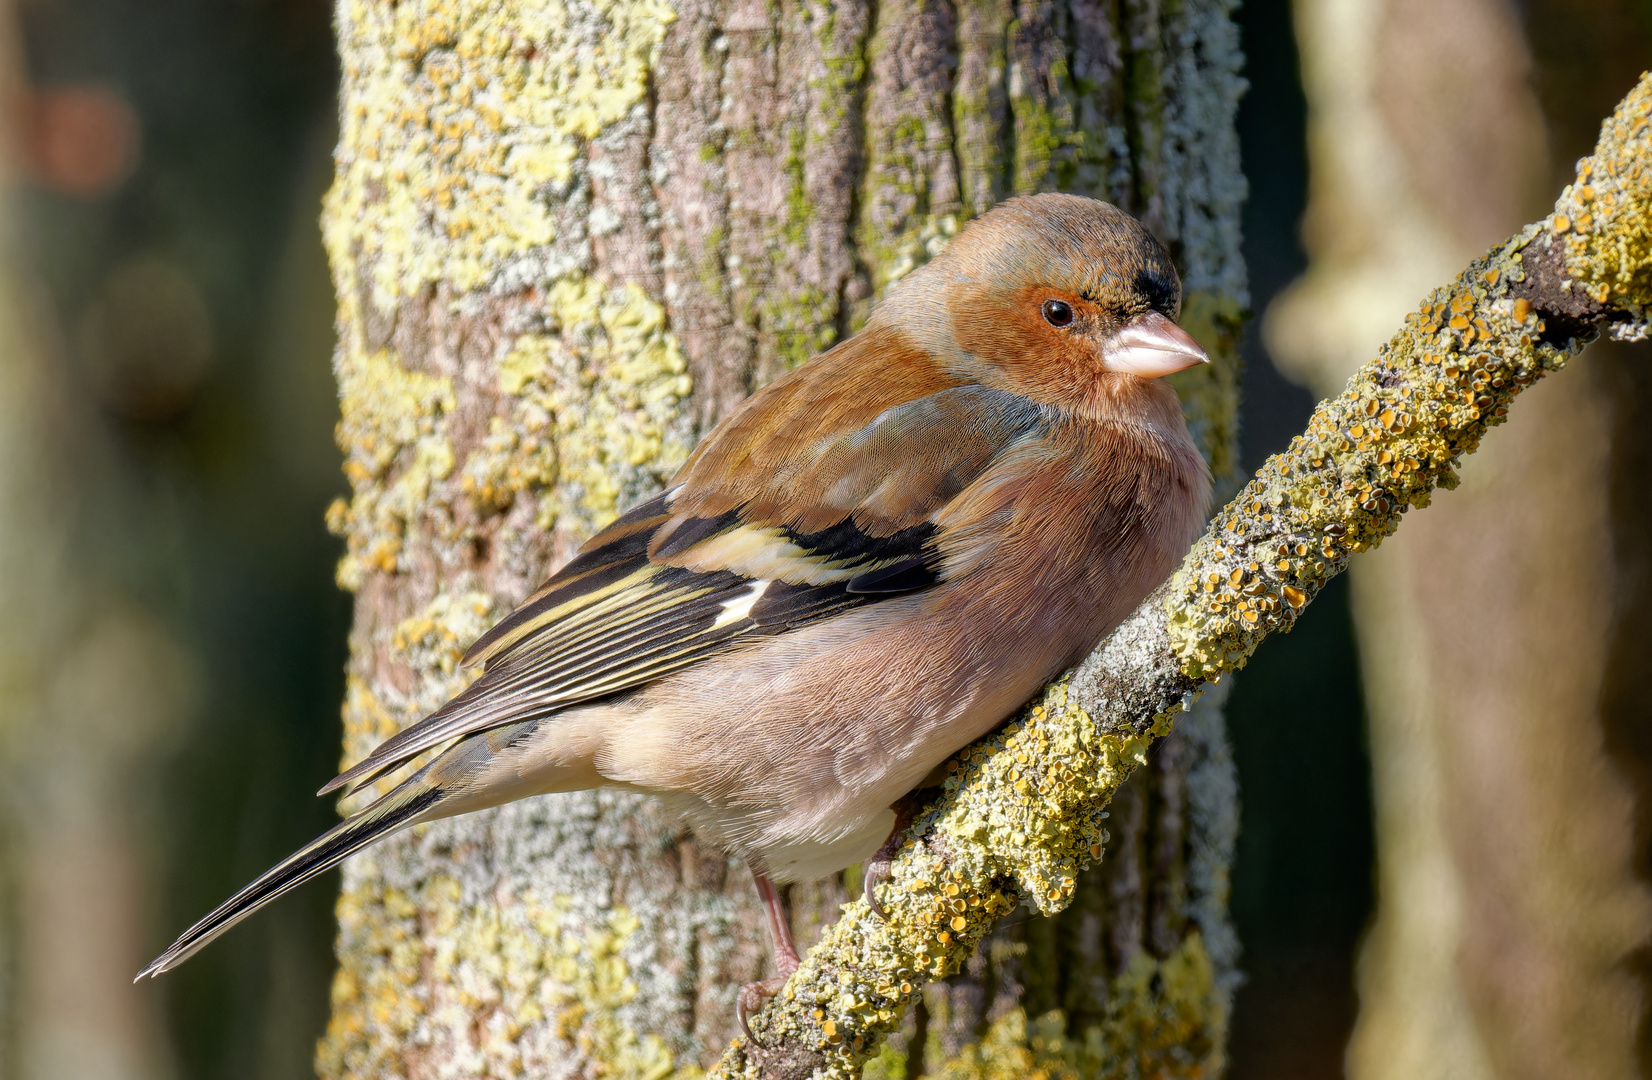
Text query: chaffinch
140 193 1212 1020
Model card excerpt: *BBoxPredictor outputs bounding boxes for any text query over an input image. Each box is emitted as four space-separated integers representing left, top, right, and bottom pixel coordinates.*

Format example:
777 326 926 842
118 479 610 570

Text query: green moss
950 0 1010 218
697 223 727 300
1006 24 1076 196
763 284 842 371
857 114 961 297
811 2 866 130
759 127 839 370
1060 12 1131 207
1122 14 1165 216
783 126 813 252
854 0 963 298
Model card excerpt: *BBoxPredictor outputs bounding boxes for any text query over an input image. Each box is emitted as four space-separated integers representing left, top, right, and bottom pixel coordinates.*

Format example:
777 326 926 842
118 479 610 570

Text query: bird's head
873 193 1208 419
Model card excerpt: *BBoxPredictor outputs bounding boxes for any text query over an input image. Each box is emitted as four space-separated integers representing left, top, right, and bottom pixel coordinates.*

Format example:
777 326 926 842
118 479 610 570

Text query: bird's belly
656 789 897 884
593 588 1082 877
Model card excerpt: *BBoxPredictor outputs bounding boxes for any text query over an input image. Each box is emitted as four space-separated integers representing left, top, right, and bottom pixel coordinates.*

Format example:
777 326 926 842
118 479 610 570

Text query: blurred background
0 1 343 1077
0 1 1646 1078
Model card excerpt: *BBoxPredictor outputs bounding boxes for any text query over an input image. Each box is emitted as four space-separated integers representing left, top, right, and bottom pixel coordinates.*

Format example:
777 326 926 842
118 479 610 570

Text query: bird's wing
321 382 1048 797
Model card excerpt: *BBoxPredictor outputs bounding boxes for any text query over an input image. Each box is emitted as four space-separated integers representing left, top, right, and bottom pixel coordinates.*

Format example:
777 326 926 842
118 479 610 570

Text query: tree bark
315 0 1246 1076
1267 2 1652 1076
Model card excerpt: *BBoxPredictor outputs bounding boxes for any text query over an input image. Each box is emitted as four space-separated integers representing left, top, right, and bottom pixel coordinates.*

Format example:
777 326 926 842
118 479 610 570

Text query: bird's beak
1100 311 1210 378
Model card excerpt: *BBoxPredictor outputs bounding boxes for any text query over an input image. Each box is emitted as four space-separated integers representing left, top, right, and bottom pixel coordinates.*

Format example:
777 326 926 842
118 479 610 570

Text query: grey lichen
710 70 1652 1080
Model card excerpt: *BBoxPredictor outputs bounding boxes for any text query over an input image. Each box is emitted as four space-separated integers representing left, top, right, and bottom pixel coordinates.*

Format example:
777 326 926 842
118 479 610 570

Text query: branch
709 73 1652 1080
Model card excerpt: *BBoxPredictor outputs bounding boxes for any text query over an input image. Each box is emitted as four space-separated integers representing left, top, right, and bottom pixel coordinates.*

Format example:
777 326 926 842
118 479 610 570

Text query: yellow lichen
1165 74 1652 676
461 278 693 536
1556 75 1652 315
1166 257 1573 678
714 681 1196 1078
325 0 676 304
882 932 1219 1080
324 6 707 1074
328 348 458 590
336 674 406 797
335 591 493 808
391 590 495 674
930 681 1160 920
322 0 695 597
321 878 703 1079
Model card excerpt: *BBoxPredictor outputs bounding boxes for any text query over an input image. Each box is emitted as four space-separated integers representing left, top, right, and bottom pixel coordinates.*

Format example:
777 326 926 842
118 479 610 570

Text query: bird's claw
863 856 893 920
738 940 800 1046
736 973 791 1043
863 793 926 921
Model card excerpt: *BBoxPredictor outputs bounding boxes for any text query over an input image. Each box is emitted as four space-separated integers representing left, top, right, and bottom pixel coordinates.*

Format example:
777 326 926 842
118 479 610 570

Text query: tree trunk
315 0 1246 1074
1267 1 1652 1077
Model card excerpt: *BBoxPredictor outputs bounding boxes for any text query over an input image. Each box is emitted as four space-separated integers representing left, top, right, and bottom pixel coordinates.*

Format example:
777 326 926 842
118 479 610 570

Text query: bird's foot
737 945 800 1043
740 872 803 1043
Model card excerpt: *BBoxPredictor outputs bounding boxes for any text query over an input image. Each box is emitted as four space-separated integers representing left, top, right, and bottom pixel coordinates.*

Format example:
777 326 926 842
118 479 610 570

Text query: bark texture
316 0 1246 1076
1267 3 1652 1076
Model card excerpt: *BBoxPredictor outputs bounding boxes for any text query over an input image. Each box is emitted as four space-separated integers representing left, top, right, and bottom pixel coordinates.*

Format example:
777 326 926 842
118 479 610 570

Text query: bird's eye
1041 299 1074 327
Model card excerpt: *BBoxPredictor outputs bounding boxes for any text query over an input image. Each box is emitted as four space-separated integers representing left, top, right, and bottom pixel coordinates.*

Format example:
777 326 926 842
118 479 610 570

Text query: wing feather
321 378 1048 798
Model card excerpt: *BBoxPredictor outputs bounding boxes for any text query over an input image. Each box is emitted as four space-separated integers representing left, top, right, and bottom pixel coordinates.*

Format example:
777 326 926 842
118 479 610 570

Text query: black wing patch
320 505 938 796
847 557 937 594
320 384 1049 798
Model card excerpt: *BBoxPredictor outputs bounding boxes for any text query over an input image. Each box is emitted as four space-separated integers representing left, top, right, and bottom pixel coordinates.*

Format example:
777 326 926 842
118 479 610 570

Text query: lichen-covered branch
714 71 1652 1080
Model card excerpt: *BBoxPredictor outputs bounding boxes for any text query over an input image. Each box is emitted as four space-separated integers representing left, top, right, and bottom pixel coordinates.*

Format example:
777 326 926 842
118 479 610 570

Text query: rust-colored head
871 193 1207 418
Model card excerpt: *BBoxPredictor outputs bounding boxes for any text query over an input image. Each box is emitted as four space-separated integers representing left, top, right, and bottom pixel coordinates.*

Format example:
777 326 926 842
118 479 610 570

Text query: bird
137 192 1212 1026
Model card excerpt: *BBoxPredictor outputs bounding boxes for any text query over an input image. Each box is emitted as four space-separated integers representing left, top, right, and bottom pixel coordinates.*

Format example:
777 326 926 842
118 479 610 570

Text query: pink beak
1100 311 1210 378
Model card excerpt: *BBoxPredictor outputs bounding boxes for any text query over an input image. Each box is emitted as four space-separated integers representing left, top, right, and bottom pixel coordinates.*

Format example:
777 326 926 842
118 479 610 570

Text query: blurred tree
1268 1 1652 1077
0 5 192 1078
1222 2 1373 1075
4 1 346 1078
315 0 1247 1075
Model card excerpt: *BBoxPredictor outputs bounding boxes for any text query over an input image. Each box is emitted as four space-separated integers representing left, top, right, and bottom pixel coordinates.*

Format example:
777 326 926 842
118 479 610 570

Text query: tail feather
135 781 445 981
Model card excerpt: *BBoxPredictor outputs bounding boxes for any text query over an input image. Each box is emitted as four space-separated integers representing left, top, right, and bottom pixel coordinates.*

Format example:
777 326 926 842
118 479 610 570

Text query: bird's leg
737 871 801 1041
863 790 927 919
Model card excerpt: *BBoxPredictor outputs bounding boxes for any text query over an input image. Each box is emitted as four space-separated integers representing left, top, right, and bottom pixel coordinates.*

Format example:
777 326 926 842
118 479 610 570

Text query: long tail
135 775 446 980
